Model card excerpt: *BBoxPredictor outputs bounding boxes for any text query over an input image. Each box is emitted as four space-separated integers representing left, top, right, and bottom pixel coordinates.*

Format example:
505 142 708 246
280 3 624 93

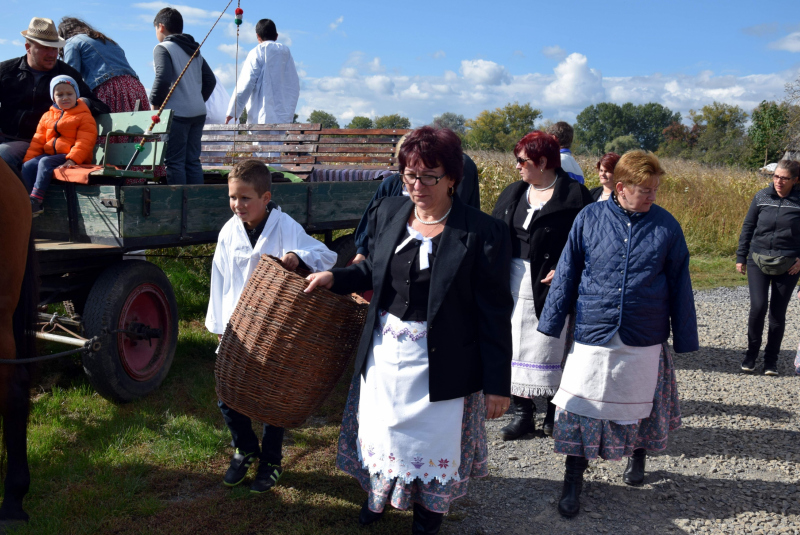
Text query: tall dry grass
468 150 769 257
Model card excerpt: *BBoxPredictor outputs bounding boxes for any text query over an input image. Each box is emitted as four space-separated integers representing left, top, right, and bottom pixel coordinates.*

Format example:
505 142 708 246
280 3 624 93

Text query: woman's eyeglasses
401 173 446 186
516 157 532 165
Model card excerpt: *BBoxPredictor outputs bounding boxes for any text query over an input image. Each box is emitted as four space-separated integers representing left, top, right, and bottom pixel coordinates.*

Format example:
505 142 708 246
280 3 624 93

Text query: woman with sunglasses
305 126 513 534
492 131 593 441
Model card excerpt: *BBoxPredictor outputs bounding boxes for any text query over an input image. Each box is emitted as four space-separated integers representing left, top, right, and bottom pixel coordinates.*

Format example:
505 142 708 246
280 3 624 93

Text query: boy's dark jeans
163 114 205 185
218 400 284 466
21 153 67 199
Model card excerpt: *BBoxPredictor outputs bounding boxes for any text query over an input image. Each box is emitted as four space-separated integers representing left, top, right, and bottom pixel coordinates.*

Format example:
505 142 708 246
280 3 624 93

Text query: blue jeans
21 153 68 199
0 141 30 178
163 114 205 185
218 400 284 466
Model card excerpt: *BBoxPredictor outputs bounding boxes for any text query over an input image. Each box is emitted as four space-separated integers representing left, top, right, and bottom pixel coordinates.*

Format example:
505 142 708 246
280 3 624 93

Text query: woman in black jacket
736 159 800 376
306 127 513 535
492 131 593 440
588 152 620 202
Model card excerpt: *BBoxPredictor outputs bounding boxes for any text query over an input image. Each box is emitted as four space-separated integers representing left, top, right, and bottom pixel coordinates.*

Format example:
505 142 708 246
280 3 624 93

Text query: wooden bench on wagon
200 123 411 181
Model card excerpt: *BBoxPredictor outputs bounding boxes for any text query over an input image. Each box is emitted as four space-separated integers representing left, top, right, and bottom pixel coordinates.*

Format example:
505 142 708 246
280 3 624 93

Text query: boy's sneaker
30 198 43 218
223 449 257 487
764 363 779 376
250 463 283 493
740 355 756 373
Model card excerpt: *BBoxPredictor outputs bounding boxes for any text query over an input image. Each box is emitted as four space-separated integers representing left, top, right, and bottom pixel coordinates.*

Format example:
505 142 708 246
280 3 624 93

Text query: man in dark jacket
0 17 110 176
151 8 216 185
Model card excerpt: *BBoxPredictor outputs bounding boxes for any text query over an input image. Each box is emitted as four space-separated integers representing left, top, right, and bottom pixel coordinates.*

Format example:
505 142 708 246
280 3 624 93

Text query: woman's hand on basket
281 252 300 271
736 262 746 275
485 394 510 420
304 271 334 293
351 254 366 265
788 258 800 276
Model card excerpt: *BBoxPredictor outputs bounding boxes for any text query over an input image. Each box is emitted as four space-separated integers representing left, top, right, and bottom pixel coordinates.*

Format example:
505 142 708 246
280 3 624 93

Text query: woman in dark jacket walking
492 131 593 440
539 151 697 518
736 159 800 376
305 127 512 535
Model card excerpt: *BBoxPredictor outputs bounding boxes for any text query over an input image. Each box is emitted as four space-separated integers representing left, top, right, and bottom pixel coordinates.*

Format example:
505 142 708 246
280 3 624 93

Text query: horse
0 156 38 525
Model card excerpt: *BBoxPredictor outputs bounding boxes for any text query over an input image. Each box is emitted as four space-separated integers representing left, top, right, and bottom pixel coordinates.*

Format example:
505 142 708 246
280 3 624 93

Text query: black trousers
218 400 284 466
746 258 800 363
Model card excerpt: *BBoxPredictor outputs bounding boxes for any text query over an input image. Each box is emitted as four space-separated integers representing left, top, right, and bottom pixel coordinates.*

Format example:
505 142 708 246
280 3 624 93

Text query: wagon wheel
82 260 178 402
330 233 372 302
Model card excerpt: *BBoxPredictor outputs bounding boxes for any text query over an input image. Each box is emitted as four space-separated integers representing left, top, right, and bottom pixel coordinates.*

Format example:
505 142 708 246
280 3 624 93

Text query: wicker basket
215 254 368 428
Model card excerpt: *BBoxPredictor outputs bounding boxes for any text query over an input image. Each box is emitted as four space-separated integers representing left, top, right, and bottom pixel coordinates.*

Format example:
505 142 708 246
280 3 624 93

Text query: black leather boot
542 397 556 437
499 396 535 441
622 448 646 486
558 455 588 518
411 502 444 534
358 499 384 526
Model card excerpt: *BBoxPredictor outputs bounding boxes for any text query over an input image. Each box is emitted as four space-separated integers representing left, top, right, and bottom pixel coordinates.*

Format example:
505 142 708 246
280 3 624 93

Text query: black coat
0 56 110 140
492 169 594 319
736 184 800 264
589 186 604 202
331 195 513 401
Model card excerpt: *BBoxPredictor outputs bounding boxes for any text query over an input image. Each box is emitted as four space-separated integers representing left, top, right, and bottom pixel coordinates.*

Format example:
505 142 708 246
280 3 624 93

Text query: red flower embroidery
438 458 449 469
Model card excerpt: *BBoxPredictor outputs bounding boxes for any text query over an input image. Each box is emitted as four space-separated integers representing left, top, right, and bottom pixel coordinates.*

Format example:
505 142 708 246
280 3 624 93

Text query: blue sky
3 0 799 126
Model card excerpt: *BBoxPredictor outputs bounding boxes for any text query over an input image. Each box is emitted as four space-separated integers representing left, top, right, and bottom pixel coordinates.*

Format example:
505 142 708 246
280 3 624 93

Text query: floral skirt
337 376 488 514
95 75 165 182
553 343 681 460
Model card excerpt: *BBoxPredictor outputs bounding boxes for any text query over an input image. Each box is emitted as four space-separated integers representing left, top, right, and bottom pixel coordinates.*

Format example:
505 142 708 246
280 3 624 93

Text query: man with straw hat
0 17 109 176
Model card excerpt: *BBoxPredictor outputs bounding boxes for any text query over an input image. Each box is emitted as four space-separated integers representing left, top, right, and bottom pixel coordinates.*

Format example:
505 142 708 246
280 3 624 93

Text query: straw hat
21 17 66 48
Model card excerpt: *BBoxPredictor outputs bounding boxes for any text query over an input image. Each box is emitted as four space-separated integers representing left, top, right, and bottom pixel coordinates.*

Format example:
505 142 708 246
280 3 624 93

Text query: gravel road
443 286 800 535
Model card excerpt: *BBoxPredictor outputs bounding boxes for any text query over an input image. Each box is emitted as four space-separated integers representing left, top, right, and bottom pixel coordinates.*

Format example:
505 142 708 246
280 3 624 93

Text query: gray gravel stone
442 286 800 534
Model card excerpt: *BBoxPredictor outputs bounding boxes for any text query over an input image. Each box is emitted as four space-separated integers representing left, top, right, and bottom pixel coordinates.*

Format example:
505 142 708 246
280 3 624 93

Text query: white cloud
542 45 567 61
367 57 385 73
365 75 394 95
12 40 24 46
432 50 446 59
329 16 344 31
278 31 293 47
213 64 238 87
225 21 258 44
459 59 510 86
218 43 239 59
133 2 232 26
543 53 605 107
769 31 800 52
0 39 7 45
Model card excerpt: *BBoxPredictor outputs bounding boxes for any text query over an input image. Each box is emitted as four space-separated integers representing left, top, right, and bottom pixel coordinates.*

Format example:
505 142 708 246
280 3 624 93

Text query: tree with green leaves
748 101 789 167
307 110 340 129
605 135 640 154
689 102 748 165
347 116 374 129
463 102 542 151
575 102 680 153
374 114 411 129
433 112 466 135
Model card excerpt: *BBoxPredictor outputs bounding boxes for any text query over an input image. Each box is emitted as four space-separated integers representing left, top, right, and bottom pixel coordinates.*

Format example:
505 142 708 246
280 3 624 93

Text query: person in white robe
225 19 299 159
205 160 335 493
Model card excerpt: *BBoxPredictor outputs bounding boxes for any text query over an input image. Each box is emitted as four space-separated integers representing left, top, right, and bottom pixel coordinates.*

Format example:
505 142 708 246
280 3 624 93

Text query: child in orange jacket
22 75 97 216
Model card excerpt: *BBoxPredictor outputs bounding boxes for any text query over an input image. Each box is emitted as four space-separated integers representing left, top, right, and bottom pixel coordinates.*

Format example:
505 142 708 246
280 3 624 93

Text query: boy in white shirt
206 159 336 492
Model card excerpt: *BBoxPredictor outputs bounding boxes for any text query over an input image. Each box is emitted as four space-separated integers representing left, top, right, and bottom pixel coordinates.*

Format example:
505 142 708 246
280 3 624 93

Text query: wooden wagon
34 110 408 402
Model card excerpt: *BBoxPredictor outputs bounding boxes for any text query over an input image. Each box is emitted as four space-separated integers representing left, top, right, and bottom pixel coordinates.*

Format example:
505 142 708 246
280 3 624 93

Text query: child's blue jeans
218 400 285 466
21 153 67 200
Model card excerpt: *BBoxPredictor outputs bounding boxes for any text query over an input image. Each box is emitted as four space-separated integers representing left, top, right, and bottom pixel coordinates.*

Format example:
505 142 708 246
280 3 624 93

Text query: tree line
303 73 800 168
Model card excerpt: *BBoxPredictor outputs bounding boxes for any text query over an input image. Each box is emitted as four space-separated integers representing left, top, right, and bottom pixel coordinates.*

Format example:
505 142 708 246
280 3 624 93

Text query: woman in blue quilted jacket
538 151 698 518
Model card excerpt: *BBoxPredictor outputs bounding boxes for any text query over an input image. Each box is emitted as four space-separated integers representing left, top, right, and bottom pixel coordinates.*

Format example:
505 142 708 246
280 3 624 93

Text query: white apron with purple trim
510 258 570 397
357 310 464 485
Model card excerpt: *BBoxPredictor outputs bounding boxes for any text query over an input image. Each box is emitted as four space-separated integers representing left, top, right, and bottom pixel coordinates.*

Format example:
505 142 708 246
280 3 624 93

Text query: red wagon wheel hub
117 283 172 381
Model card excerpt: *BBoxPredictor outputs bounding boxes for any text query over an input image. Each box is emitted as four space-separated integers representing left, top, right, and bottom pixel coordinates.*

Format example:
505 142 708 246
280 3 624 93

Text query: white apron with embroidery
510 258 570 397
357 311 464 485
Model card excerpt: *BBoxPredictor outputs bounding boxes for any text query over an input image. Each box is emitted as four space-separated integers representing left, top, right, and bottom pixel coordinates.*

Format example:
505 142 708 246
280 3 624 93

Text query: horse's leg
0 365 30 523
